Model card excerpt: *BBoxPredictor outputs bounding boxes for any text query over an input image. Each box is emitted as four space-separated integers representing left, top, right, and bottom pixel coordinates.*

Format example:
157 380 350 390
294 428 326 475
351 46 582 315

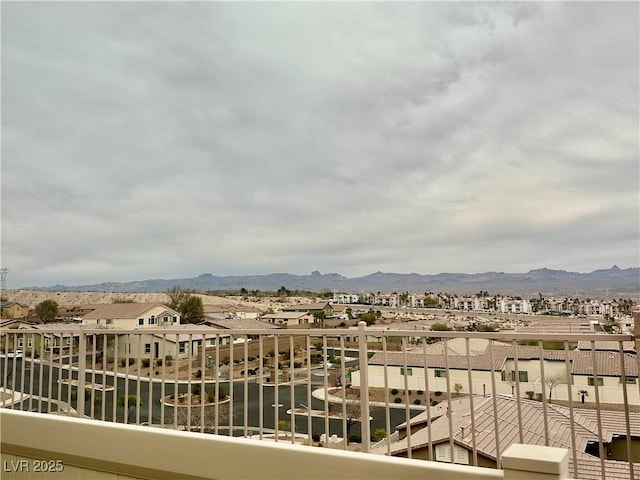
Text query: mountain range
39 266 640 300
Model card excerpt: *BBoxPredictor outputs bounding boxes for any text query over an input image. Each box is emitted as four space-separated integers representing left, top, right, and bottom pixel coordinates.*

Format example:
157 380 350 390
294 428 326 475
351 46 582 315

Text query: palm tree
578 389 588 404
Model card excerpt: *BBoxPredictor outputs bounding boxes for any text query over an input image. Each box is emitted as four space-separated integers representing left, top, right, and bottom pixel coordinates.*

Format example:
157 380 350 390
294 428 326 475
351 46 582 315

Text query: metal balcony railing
1 324 638 479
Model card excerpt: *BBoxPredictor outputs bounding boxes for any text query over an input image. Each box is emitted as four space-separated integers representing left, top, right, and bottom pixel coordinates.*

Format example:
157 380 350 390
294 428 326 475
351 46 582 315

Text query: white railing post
357 321 370 452
77 331 86 418
501 444 570 480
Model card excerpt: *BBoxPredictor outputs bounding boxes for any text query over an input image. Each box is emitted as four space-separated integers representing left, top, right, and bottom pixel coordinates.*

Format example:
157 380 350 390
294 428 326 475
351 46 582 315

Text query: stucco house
260 312 315 326
116 324 222 360
82 303 180 328
0 302 30 319
352 344 638 405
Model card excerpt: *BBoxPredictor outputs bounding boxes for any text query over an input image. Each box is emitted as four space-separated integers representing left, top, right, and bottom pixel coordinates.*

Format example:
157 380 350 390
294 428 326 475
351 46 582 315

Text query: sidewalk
0 387 77 414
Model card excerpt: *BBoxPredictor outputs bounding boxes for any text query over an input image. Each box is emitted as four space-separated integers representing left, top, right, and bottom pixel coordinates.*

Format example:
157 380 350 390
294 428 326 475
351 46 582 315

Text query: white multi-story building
332 293 360 304
499 298 532 314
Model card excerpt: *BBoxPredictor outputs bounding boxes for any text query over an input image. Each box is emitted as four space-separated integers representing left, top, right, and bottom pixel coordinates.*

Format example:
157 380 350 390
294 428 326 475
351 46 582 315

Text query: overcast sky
2 2 638 288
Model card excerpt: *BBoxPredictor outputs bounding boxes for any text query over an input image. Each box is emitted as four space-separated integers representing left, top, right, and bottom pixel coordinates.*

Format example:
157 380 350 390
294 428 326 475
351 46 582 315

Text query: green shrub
413 399 421 405
372 428 387 442
417 390 424 395
391 388 399 396
394 397 402 404
156 358 163 367
141 359 150 368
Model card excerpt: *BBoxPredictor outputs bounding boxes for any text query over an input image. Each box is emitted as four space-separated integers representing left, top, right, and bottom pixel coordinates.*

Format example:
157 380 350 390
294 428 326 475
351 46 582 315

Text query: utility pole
0 267 8 292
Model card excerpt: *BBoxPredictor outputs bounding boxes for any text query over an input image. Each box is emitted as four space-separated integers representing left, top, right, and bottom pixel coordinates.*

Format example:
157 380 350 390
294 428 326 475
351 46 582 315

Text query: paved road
1 358 415 438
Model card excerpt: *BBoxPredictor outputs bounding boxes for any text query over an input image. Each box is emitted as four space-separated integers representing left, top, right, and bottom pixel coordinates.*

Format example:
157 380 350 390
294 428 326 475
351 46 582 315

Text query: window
435 369 447 378
622 376 636 385
148 316 157 325
588 377 604 387
144 343 151 354
138 318 144 326
172 316 177 324
106 318 113 325
27 338 33 348
503 371 529 383
179 342 187 354
400 367 413 376
65 337 70 345
18 338 24 348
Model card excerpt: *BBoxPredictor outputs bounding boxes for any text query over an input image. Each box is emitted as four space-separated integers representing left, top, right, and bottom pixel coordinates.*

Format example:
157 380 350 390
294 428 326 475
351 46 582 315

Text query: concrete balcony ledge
502 444 570 480
0 410 568 480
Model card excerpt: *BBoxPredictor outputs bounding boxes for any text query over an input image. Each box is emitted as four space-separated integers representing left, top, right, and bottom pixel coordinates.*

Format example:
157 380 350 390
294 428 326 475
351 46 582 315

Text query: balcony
1 324 637 479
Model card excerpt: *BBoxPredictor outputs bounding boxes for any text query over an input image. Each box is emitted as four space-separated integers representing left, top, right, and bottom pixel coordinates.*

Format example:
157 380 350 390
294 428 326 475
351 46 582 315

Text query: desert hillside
3 290 313 312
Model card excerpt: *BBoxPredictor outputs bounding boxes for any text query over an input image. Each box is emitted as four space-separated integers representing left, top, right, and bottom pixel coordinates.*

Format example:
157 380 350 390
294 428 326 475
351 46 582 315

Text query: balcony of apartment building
1 324 638 479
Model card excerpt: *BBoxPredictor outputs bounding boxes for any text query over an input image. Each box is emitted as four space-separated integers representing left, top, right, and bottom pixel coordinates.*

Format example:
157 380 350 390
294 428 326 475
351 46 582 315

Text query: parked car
6 349 23 359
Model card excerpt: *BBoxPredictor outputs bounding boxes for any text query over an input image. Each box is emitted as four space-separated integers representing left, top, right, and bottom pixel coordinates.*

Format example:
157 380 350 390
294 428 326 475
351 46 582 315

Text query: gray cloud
1 2 638 287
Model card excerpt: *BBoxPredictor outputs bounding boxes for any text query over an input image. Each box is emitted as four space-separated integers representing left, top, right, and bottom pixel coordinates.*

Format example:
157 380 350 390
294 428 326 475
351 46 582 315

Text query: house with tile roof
372 395 639 479
260 311 315 326
282 302 333 317
351 345 638 405
0 301 30 319
82 303 180 328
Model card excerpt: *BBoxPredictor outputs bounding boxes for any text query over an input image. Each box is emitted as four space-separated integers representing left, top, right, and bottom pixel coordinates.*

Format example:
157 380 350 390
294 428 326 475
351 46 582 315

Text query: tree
454 383 463 395
174 403 229 431
313 311 326 328
166 287 204 324
578 389 589 404
35 300 58 323
359 309 379 326
544 374 565 402
330 401 362 444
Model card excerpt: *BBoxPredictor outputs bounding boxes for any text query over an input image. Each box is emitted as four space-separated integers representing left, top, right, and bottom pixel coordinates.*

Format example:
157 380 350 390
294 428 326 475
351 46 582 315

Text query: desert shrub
391 388 399 396
394 397 402 404
414 399 421 405
434 391 442 397
156 358 163 367
372 428 387 442
195 369 202 379
431 400 439 406
417 390 424 395
141 359 150 368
